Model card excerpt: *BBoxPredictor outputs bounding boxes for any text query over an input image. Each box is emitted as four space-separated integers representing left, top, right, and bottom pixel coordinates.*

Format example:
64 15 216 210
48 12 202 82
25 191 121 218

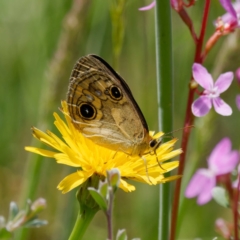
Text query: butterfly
67 54 161 157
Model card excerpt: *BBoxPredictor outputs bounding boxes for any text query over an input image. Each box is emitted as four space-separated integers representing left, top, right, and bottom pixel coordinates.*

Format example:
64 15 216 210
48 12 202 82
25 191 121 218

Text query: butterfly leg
112 151 118 159
155 151 166 171
140 155 152 184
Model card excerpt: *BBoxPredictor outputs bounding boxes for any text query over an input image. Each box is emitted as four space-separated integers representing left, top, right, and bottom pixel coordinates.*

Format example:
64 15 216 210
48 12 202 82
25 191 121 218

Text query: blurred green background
0 0 240 239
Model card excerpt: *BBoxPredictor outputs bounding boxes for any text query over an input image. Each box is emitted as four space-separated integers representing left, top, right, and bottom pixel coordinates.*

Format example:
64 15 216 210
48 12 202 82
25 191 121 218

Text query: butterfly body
67 55 157 156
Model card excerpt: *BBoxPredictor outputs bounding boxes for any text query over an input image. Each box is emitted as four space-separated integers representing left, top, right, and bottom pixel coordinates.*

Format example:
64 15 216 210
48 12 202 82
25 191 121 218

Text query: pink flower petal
220 1 240 29
212 97 232 116
192 63 214 90
208 138 231 169
197 179 216 205
219 0 238 20
185 169 216 205
208 138 239 175
139 1 155 11
215 72 233 93
215 151 240 175
215 218 232 238
185 169 211 197
170 0 181 11
226 151 240 171
191 96 212 117
236 94 240 110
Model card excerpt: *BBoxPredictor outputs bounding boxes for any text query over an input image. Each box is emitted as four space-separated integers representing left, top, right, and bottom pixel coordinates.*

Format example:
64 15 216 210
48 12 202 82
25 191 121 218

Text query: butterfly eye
149 139 157 148
149 139 161 150
109 85 123 100
78 103 96 120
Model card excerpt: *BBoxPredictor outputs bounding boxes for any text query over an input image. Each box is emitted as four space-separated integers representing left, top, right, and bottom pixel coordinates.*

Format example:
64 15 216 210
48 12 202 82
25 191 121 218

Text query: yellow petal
32 127 63 152
57 171 93 194
25 146 57 158
162 175 181 182
54 153 81 167
119 179 136 192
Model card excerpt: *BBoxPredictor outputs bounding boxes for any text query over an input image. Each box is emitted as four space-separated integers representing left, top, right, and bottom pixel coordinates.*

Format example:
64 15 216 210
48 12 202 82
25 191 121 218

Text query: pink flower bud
235 67 240 85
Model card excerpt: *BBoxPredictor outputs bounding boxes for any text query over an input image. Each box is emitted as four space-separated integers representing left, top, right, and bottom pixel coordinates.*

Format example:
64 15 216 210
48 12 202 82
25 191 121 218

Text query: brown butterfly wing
67 55 151 155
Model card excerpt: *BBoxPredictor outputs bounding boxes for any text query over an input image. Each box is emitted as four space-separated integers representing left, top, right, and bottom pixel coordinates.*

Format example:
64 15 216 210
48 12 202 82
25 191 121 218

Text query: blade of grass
154 1 173 239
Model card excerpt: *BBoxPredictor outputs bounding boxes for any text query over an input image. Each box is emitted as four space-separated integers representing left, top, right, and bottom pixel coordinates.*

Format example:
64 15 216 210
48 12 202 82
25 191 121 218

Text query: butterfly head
149 138 162 153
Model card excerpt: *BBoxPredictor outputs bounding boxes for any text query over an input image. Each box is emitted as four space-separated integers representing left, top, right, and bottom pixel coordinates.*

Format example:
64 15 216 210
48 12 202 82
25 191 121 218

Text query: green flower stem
233 174 240 240
68 208 98 240
154 1 173 240
106 189 114 240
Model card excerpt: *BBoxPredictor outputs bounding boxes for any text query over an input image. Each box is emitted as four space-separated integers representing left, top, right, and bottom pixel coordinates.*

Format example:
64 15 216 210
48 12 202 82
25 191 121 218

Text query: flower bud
235 67 240 86
31 198 47 214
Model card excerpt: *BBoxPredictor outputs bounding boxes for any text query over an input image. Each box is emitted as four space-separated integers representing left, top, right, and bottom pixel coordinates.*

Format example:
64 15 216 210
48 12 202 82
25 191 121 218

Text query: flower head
25 101 181 194
185 138 239 205
215 0 240 32
191 63 233 117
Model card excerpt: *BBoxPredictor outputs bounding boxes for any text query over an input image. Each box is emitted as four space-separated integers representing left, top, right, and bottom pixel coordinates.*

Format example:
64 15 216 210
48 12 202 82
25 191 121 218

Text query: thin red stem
223 174 239 240
170 84 194 240
179 9 198 43
170 1 211 239
202 31 222 62
233 174 240 240
183 0 195 7
223 175 234 200
195 0 211 62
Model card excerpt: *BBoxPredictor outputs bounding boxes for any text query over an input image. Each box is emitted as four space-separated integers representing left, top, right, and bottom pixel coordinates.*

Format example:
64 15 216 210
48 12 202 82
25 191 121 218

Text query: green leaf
212 187 229 208
116 229 127 240
99 181 108 199
25 199 32 215
88 188 107 211
24 219 48 228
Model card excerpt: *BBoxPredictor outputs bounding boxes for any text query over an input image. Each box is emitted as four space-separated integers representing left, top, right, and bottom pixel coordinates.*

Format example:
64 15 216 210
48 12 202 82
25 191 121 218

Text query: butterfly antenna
153 126 194 171
164 125 194 138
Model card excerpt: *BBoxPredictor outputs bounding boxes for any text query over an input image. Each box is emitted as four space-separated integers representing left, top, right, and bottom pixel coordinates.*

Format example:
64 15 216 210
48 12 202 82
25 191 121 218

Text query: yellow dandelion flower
25 101 182 194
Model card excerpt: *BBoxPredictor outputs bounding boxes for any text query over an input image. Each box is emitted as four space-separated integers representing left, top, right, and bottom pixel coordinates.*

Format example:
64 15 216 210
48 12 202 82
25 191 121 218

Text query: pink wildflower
216 0 240 32
191 63 233 117
185 138 239 205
